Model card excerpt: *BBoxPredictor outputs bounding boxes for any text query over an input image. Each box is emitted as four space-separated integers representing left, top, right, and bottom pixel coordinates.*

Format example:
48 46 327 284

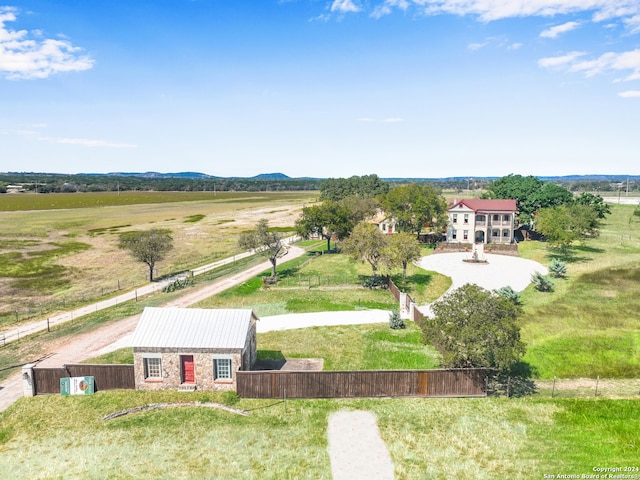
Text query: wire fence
534 377 640 399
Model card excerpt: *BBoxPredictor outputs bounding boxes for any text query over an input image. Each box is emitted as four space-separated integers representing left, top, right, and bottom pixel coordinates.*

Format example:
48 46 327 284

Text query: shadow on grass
392 273 434 292
548 244 604 264
487 361 538 398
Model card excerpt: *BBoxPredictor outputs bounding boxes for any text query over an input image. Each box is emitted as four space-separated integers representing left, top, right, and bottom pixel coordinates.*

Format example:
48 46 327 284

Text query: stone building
131 307 258 392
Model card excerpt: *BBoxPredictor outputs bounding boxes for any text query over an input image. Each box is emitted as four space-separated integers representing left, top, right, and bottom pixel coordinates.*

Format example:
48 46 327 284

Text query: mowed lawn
0 389 637 479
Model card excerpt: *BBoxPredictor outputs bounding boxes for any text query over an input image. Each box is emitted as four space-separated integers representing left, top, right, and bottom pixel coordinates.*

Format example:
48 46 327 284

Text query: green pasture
517 204 640 379
0 191 311 211
0 191 313 325
0 390 637 479
194 242 447 316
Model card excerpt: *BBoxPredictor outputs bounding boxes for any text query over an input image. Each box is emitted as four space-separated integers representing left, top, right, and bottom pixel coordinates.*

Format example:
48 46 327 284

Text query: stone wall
134 348 242 392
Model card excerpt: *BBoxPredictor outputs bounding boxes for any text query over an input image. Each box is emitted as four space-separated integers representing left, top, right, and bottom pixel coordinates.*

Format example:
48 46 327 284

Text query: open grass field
1 199 640 478
0 389 638 479
517 204 640 379
0 191 315 327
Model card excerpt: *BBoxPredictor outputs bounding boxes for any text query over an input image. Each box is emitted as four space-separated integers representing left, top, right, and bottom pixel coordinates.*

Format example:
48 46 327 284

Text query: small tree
118 229 174 282
384 231 422 281
388 310 405 329
496 286 522 305
341 221 388 276
531 271 554 292
548 258 567 278
238 219 286 279
418 284 525 371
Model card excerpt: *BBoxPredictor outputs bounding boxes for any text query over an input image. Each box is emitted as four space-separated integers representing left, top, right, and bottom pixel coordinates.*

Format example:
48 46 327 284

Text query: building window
503 214 510 223
493 214 500 222
214 357 232 380
503 229 510 238
476 215 485 223
492 229 499 238
463 214 469 224
452 214 458 224
144 357 162 380
451 229 457 240
463 230 468 240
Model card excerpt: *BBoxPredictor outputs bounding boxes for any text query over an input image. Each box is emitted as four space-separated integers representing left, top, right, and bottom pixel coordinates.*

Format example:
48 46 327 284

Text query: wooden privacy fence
32 364 135 395
237 368 487 399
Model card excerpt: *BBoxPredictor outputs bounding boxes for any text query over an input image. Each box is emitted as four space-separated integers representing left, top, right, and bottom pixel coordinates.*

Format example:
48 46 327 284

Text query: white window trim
214 356 233 380
143 356 162 380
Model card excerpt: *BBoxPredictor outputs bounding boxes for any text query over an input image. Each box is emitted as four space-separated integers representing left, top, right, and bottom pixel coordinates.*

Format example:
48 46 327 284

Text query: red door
181 355 195 383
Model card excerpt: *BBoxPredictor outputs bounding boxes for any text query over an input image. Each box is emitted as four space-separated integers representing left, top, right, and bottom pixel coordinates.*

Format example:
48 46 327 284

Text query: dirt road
0 246 306 412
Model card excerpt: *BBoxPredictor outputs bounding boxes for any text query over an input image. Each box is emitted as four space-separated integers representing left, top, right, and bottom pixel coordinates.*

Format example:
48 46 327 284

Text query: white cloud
624 14 640 33
538 51 585 69
371 0 410 19
540 49 640 83
468 41 488 51
409 0 640 23
618 90 640 97
38 137 137 148
0 6 94 80
468 36 521 51
383 117 404 122
540 21 580 38
330 0 361 13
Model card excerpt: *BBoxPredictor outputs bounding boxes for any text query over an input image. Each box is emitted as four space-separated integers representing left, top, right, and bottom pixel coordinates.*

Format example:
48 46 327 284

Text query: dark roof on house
450 199 517 213
131 307 257 349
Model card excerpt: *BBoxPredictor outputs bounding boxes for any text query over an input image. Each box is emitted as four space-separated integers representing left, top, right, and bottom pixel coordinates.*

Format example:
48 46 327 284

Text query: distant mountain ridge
5 171 639 182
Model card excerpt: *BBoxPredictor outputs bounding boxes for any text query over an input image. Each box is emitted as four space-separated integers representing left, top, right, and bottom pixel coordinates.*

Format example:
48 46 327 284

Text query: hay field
0 191 316 325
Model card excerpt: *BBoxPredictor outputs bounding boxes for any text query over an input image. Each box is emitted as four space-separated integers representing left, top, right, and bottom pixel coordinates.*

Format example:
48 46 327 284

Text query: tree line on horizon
1 172 637 195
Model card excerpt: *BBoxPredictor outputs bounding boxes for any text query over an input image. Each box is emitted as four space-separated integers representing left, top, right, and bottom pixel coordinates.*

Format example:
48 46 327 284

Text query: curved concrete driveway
416 252 548 294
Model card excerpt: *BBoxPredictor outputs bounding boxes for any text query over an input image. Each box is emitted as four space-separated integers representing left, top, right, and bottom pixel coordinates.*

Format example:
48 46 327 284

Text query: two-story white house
446 199 517 245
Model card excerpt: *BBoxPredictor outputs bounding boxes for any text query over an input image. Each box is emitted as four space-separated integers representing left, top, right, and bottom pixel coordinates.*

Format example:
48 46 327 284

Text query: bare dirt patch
253 358 324 371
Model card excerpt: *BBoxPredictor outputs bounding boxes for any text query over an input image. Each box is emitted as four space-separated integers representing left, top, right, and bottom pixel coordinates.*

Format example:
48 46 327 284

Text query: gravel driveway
416 251 548 293
328 410 395 480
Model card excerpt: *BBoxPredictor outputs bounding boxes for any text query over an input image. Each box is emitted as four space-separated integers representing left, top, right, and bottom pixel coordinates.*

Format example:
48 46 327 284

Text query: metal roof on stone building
131 307 258 350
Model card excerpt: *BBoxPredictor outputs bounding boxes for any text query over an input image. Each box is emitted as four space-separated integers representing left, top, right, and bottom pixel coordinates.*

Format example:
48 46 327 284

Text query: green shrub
222 391 240 406
363 275 388 289
388 310 405 329
531 271 555 292
548 258 567 278
496 286 522 305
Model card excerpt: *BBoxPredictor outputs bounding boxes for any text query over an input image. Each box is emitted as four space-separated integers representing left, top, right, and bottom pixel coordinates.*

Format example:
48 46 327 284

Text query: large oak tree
419 284 525 371
378 183 448 239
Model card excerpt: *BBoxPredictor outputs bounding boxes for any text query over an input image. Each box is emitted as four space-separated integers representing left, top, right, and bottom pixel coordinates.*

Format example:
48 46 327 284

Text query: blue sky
1 1 639 178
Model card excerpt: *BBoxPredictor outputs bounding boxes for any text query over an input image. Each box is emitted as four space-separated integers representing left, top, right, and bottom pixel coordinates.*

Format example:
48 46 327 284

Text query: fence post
47 318 50 333
22 363 36 397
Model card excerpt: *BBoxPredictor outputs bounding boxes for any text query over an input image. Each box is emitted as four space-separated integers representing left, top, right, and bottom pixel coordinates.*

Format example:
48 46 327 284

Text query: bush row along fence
236 369 487 399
